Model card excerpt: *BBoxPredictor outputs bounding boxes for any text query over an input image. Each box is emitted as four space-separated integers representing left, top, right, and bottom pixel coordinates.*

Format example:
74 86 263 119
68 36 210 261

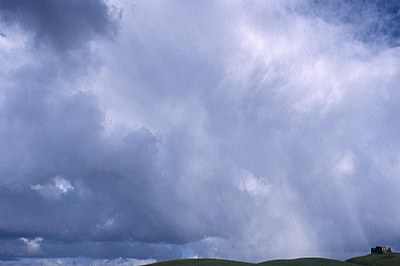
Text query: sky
1 0 400 265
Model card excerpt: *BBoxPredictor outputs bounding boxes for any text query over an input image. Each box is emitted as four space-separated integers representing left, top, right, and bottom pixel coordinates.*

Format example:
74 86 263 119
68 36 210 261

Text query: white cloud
239 171 269 198
53 176 74 193
336 151 356 175
30 176 74 199
19 237 43 254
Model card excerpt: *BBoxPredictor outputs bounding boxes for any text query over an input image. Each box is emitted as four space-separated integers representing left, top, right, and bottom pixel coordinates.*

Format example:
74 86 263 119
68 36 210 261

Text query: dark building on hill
371 246 392 254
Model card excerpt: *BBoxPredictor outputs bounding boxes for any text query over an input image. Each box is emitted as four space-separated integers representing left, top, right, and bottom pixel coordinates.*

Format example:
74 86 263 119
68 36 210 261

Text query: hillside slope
146 253 400 266
347 252 400 266
146 257 357 266
259 257 357 266
145 258 253 266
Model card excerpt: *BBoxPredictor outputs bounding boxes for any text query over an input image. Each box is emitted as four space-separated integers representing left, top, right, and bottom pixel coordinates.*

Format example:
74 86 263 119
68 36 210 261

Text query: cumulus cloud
19 237 43 255
1 0 400 263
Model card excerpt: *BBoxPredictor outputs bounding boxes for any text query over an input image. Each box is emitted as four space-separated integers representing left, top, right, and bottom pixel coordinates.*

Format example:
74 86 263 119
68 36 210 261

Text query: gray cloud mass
1 0 400 264
0 0 118 51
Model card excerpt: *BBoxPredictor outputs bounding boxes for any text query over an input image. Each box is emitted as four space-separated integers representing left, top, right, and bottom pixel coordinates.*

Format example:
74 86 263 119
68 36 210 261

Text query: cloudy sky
1 0 400 264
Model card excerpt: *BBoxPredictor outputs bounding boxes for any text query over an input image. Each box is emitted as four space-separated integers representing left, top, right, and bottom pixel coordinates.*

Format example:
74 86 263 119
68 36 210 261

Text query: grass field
146 253 400 266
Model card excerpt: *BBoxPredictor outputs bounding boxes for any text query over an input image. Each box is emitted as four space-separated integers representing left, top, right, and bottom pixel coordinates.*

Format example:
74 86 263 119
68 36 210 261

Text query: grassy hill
259 257 357 265
347 252 400 266
146 257 357 266
145 258 253 266
146 253 400 266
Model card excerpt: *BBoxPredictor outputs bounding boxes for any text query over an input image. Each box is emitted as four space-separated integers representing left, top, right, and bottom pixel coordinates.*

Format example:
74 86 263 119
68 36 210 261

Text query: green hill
145 258 253 266
347 252 400 266
146 257 357 266
259 257 357 266
146 253 400 266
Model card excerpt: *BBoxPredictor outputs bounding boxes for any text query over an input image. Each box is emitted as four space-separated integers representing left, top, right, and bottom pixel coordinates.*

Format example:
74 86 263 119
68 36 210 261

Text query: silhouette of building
371 246 392 254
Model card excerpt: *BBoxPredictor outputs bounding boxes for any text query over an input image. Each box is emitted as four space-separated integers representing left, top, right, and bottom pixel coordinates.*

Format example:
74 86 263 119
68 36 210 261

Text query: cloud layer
1 0 400 263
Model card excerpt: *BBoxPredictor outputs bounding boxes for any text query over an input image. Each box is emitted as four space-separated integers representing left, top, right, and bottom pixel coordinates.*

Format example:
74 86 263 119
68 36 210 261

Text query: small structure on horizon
371 246 392 254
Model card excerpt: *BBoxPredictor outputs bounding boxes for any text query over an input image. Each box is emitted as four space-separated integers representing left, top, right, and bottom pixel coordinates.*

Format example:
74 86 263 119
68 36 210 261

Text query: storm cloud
1 0 400 264
0 0 118 51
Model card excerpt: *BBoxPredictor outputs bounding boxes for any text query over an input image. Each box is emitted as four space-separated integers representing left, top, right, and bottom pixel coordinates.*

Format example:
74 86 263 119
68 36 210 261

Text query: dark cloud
0 65 204 245
0 14 233 258
0 0 188 259
303 0 400 47
0 0 119 51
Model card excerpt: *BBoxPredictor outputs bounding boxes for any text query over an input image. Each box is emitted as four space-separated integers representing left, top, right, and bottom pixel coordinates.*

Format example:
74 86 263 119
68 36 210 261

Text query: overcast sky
1 0 400 265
